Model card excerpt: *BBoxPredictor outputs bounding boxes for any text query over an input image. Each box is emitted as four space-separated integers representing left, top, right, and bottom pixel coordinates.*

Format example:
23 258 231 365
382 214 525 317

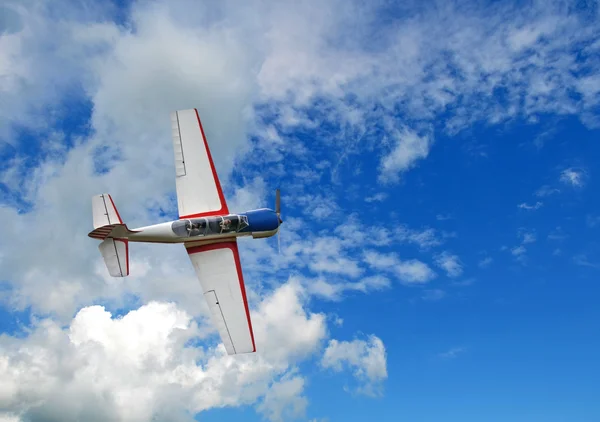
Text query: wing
170 109 229 219
186 241 256 354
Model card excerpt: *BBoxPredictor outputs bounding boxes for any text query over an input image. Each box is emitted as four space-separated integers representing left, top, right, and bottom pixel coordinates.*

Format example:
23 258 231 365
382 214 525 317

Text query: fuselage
126 208 281 244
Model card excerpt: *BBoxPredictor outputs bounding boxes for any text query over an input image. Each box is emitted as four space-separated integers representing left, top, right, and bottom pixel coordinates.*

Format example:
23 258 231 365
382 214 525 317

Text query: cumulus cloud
3 0 600 419
321 335 387 396
0 282 327 422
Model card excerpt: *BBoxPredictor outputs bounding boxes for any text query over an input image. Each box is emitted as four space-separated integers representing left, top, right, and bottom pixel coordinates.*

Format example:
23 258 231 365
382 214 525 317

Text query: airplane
88 108 283 355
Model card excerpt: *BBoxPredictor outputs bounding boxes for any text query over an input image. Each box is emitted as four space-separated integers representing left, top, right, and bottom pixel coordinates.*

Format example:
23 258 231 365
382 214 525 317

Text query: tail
89 194 134 277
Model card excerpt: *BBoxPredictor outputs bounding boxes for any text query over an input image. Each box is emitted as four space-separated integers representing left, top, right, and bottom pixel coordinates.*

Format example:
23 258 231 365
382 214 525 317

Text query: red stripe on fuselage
186 241 256 353
179 109 229 220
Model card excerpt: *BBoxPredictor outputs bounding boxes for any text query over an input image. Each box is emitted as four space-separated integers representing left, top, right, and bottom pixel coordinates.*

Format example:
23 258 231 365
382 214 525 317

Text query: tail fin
92 194 123 228
90 194 131 277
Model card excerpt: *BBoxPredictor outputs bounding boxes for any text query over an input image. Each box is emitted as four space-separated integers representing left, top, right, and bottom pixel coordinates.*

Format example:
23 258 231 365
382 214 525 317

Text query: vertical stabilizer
92 194 123 228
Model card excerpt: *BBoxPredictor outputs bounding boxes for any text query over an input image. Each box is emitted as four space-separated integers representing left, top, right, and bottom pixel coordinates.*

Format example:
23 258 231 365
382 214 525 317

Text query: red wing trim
107 194 123 224
179 109 229 220
186 241 256 352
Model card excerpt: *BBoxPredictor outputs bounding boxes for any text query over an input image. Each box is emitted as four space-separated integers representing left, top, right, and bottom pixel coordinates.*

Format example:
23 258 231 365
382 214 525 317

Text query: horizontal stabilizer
99 238 129 277
88 223 137 240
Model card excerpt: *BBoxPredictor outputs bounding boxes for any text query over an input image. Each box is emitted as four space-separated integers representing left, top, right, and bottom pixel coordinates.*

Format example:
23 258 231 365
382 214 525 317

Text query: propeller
276 189 282 254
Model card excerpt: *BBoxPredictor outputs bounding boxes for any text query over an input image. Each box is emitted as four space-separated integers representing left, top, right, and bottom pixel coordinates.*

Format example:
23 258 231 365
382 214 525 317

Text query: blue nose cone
243 208 280 232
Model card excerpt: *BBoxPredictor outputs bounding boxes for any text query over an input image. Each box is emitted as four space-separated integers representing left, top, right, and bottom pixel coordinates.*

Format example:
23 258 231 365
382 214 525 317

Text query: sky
1 0 600 421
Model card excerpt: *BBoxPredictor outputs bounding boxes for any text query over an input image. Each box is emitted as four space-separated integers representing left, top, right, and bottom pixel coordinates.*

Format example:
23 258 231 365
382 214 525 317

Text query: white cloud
521 232 537 244
0 282 327 422
434 252 463 278
534 185 560 197
573 254 600 269
3 0 600 419
363 251 436 284
421 289 445 301
307 276 391 302
560 168 586 187
321 335 387 397
395 226 443 250
517 201 543 210
438 347 466 360
511 245 526 258
378 128 432 184
364 193 387 203
586 215 600 228
256 374 308 422
478 256 493 269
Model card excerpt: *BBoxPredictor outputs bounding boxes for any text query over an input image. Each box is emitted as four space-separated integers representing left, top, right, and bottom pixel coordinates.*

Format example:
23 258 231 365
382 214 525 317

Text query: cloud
586 215 600 228
395 226 443 250
478 256 493 269
534 185 560 197
438 347 466 360
378 128 432 184
3 0 600 419
434 252 463 278
560 168 586 187
364 193 387 203
511 245 527 261
321 335 387 397
521 232 536 244
363 251 436 284
573 254 600 269
517 201 543 210
307 276 391 302
0 282 329 422
421 289 445 301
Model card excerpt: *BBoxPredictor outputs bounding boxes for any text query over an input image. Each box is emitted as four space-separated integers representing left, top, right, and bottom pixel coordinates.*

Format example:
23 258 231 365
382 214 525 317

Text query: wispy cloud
421 289 445 301
535 185 560 198
396 226 443 250
438 347 466 360
363 251 436 284
586 215 600 228
434 252 464 278
518 201 543 211
573 254 600 269
560 168 586 187
378 128 432 184
478 256 493 269
364 193 387 203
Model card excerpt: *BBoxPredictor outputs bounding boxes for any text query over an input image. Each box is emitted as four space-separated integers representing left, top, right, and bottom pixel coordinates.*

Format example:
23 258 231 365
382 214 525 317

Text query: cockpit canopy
172 214 249 238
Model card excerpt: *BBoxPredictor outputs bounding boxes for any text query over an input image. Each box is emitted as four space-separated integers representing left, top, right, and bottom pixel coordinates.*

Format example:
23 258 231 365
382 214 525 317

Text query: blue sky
1 0 600 421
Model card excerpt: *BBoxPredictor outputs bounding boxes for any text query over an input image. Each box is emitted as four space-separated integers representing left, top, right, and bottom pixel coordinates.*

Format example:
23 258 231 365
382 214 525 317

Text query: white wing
170 109 229 219
186 241 256 354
